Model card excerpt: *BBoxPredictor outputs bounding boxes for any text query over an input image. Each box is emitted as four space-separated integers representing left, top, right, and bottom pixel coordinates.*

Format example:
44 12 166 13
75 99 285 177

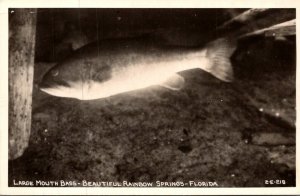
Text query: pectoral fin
159 74 185 90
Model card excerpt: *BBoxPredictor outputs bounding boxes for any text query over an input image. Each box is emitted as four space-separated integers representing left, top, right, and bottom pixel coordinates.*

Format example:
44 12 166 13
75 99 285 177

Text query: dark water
9 9 296 187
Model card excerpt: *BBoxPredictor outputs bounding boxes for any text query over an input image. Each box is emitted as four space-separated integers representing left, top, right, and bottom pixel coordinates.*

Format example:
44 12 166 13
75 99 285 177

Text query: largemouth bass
40 37 236 100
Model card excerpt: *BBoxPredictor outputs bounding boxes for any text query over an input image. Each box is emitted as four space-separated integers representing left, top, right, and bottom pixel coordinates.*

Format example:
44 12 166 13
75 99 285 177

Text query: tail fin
205 38 236 82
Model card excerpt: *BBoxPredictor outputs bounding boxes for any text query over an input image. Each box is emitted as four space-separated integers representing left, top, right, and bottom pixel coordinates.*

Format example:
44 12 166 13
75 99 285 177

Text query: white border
0 0 299 195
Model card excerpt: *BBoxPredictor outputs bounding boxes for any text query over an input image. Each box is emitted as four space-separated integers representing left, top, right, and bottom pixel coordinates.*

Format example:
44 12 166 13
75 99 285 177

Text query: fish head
39 62 85 99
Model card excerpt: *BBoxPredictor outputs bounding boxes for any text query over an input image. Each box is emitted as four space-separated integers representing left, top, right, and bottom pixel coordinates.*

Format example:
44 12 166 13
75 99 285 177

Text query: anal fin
159 74 185 91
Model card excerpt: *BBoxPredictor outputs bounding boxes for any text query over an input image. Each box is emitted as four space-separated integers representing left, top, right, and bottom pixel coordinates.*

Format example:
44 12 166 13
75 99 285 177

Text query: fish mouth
39 87 50 93
39 82 72 98
39 83 57 94
39 79 71 90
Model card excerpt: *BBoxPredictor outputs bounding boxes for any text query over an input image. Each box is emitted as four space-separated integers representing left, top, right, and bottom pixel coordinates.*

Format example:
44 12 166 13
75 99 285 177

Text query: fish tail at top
204 38 237 82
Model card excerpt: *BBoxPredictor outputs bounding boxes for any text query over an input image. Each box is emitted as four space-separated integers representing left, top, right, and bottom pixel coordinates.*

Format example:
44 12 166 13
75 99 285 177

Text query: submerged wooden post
241 19 296 38
217 8 296 37
9 9 37 160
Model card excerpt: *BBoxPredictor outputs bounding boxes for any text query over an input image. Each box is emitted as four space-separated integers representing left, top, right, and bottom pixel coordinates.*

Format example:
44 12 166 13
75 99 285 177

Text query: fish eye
51 69 59 77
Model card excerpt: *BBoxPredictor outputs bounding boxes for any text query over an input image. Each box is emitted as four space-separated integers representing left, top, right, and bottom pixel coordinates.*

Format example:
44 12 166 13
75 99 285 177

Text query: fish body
40 37 236 100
